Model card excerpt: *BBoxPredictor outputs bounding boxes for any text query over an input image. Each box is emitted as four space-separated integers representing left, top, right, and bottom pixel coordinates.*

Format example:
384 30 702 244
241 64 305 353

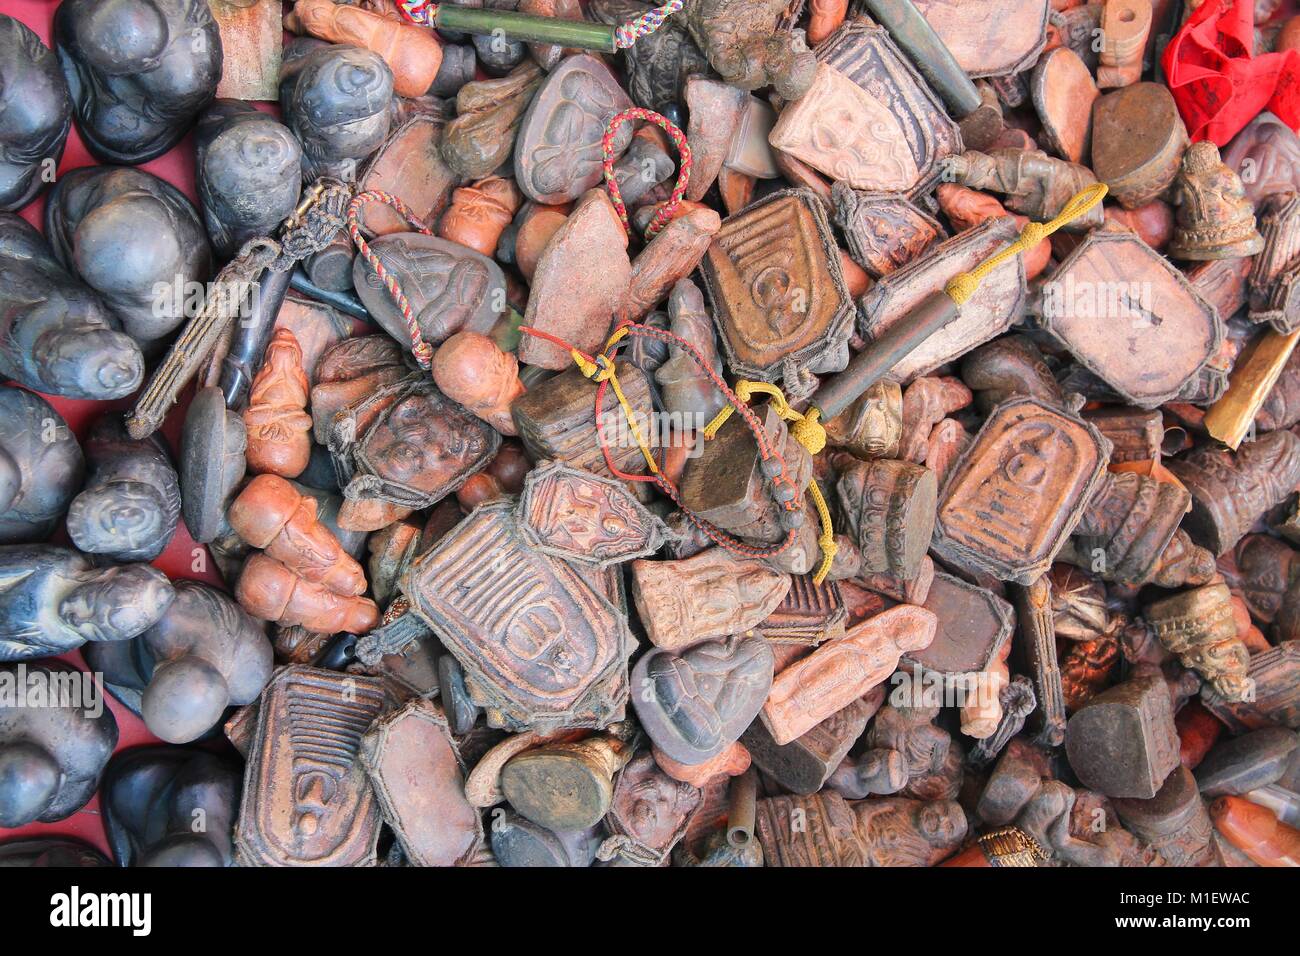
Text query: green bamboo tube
433 6 618 53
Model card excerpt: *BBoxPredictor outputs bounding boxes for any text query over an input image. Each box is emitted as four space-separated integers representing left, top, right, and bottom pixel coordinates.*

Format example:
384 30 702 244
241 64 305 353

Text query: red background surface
1 0 238 856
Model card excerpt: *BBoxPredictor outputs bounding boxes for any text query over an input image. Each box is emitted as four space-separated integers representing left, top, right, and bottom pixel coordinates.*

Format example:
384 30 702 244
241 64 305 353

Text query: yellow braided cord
700 378 835 582
571 326 659 475
703 403 734 438
608 363 660 475
571 350 600 378
806 480 837 584
790 407 826 455
944 182 1108 306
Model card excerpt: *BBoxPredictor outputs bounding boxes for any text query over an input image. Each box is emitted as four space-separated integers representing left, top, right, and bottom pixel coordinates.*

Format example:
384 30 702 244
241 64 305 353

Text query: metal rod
859 0 982 118
434 7 618 53
810 290 959 421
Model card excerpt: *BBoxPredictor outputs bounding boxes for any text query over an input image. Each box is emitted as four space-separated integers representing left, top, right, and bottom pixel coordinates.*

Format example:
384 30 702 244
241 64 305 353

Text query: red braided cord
601 108 692 239
347 190 436 368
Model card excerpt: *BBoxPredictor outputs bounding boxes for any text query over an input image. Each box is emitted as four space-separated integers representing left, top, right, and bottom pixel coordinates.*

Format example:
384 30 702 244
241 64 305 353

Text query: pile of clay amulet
0 0 1298 868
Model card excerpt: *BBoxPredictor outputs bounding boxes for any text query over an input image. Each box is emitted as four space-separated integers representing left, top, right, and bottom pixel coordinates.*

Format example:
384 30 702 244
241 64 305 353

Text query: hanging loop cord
346 190 437 368
518 320 839 577
397 0 684 46
612 0 684 47
602 107 693 238
944 182 1109 305
703 382 836 582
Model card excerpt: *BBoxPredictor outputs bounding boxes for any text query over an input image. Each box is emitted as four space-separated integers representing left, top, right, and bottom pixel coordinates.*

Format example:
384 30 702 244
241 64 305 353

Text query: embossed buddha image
526 469 656 564
853 797 967 867
529 68 623 199
634 636 775 763
358 234 504 347
809 97 914 189
611 754 701 852
691 563 787 638
363 392 493 497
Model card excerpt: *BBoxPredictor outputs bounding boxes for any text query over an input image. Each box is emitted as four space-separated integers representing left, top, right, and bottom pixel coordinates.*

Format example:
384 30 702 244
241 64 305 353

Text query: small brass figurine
1168 141 1266 261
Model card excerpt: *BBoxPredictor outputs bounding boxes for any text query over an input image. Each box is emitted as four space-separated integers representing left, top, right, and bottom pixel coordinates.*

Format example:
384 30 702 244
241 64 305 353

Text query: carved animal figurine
236 552 380 634
280 42 394 181
286 0 443 98
243 328 312 478
0 388 82 545
227 474 368 596
65 415 180 562
195 101 302 258
0 662 118 827
53 0 221 164
431 331 525 436
132 581 273 744
1168 141 1265 261
438 176 523 257
0 15 71 211
0 214 142 400
44 166 213 351
683 0 817 100
0 544 174 662
100 747 241 866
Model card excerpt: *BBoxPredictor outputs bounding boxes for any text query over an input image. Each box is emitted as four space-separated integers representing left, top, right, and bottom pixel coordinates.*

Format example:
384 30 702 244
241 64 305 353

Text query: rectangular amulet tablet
402 499 635 733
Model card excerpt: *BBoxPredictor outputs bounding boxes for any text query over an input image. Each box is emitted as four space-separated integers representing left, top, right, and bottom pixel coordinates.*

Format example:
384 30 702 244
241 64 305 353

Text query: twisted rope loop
704 380 837 583
613 0 684 47
944 182 1108 306
347 190 436 368
518 321 809 565
398 0 435 25
602 107 692 238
